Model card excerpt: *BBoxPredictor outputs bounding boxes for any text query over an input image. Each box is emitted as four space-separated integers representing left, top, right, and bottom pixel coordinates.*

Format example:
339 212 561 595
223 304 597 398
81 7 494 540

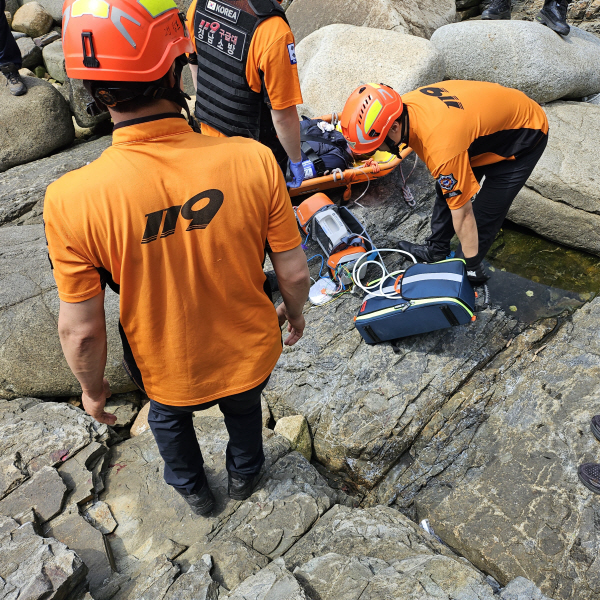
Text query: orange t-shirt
43 116 301 406
186 0 303 137
403 81 549 209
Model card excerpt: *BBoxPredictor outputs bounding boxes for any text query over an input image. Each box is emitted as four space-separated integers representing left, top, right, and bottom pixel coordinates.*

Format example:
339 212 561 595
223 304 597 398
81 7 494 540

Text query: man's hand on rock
82 377 117 425
276 303 305 346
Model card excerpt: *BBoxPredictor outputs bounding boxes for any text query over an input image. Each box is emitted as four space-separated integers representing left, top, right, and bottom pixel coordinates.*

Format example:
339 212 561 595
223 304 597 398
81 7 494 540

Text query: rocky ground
2 0 600 598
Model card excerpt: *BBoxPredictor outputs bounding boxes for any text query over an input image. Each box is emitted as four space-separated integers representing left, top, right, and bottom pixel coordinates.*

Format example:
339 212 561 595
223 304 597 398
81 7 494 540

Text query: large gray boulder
296 24 445 118
287 0 456 43
0 77 74 172
0 136 111 227
0 516 88 598
431 21 600 103
42 39 66 82
226 560 307 600
508 102 600 256
406 296 600 599
0 225 136 398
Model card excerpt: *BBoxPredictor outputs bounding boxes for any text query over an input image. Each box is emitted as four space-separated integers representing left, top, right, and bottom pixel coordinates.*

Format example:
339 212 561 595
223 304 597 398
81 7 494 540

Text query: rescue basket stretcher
288 113 414 199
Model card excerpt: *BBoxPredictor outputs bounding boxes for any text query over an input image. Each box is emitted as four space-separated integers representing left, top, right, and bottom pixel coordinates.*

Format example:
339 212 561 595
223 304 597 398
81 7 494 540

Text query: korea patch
205 0 240 23
438 173 458 192
287 42 297 65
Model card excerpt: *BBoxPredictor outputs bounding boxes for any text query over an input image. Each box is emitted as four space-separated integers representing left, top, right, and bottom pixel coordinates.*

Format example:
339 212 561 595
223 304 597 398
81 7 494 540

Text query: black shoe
591 416 600 443
0 64 27 96
536 0 570 36
481 0 511 20
397 241 448 263
265 270 279 293
578 463 600 494
175 481 215 516
228 471 259 501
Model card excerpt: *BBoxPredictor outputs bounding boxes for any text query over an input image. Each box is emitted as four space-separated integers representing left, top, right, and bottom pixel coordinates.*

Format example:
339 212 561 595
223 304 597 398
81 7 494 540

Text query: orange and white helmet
340 83 404 155
62 0 192 82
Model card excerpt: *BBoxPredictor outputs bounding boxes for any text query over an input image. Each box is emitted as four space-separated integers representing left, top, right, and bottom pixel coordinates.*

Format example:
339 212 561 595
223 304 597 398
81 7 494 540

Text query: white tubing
352 249 417 299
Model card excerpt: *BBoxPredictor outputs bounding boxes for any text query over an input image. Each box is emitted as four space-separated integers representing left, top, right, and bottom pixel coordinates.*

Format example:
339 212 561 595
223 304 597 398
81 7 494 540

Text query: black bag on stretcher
354 259 476 344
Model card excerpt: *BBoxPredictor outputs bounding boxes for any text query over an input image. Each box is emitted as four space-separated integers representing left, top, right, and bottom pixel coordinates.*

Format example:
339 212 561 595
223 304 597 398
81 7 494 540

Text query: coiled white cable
352 248 417 299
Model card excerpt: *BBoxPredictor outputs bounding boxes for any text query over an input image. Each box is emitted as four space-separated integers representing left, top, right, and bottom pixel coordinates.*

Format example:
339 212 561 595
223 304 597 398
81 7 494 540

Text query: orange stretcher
287 113 413 200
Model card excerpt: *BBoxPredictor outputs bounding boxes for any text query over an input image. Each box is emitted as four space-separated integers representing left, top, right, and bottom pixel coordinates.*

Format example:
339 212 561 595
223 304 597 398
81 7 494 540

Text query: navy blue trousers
0 0 22 68
426 135 548 263
148 377 269 495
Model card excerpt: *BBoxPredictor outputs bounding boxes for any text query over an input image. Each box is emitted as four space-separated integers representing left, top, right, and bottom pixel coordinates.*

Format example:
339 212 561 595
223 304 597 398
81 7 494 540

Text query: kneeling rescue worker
44 0 310 515
186 0 305 187
341 81 549 285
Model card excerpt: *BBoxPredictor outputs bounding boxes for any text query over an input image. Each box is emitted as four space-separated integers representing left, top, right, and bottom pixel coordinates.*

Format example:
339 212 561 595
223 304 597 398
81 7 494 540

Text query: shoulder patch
287 42 297 65
437 173 458 192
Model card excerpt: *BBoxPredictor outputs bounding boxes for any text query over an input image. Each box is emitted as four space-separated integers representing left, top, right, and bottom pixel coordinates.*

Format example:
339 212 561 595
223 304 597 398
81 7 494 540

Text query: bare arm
270 106 302 163
269 244 310 346
58 292 116 425
451 201 479 259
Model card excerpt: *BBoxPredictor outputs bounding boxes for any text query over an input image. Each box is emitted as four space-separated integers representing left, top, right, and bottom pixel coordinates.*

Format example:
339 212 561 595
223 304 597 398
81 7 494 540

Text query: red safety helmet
340 83 404 155
62 0 193 82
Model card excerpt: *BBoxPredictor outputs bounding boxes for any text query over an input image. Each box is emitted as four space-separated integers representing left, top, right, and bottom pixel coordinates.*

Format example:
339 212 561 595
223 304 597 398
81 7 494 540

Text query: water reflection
485 223 600 322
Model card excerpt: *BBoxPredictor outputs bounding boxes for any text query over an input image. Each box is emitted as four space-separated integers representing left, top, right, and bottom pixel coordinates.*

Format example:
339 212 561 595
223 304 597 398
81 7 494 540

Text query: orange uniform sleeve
186 0 197 52
43 188 103 303
431 152 481 210
263 152 302 252
247 18 303 111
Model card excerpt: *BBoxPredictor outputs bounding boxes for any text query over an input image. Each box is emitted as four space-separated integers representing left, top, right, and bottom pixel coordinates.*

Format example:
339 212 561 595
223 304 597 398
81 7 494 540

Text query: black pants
0 0 21 68
426 135 548 263
148 377 269 495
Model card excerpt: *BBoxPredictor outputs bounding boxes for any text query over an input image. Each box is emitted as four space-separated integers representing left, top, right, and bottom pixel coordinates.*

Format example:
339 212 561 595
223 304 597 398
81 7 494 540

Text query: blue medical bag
354 259 476 344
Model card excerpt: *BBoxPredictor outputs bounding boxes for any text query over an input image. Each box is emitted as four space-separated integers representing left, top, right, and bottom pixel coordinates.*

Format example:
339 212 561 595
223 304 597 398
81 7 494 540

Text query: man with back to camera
186 0 305 188
43 0 310 516
482 0 572 37
340 81 548 285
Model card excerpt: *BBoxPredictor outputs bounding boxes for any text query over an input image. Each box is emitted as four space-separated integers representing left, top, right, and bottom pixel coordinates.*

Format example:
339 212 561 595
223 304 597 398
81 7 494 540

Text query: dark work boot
228 471 259 501
536 0 570 36
481 0 511 20
0 64 27 96
578 463 600 495
175 481 215 516
398 241 448 263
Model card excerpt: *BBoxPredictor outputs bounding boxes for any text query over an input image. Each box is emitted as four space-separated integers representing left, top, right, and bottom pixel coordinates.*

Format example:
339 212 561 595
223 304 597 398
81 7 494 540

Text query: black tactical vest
193 0 287 152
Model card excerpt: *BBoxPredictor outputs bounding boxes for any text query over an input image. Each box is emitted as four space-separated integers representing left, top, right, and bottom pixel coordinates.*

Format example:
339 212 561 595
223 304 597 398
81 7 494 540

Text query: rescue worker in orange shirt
44 0 310 516
340 81 549 285
186 0 305 188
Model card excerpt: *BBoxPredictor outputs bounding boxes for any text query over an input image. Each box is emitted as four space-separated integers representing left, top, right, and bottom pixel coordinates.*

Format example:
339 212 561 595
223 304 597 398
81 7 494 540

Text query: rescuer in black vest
187 0 305 187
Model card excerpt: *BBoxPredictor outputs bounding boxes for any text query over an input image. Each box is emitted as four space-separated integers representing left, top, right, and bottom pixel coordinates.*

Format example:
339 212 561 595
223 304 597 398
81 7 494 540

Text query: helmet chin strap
383 107 409 158
87 54 201 133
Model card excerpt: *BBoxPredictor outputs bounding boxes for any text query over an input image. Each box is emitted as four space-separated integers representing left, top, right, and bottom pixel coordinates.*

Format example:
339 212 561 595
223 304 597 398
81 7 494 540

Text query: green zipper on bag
356 296 474 322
